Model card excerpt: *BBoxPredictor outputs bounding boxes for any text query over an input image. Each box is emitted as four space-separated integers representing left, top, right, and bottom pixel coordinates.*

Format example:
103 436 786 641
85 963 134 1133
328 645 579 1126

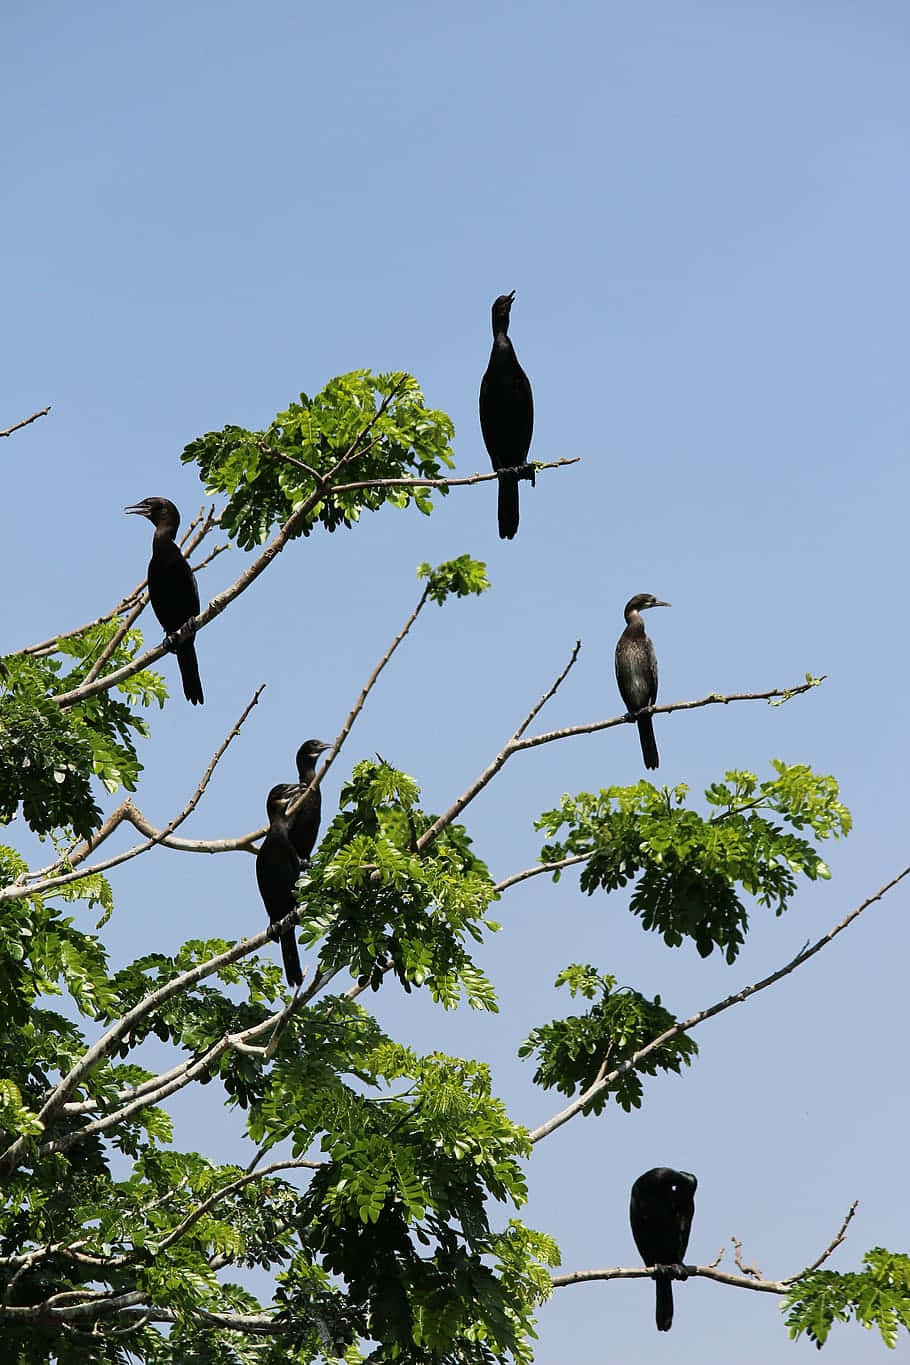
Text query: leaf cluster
784 1248 910 1349
299 759 499 1009
536 764 851 961
1 624 167 841
518 964 697 1113
182 371 455 548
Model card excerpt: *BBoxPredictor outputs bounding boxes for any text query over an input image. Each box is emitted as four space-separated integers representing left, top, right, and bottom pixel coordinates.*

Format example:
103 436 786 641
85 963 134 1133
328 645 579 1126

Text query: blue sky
3 2 910 1359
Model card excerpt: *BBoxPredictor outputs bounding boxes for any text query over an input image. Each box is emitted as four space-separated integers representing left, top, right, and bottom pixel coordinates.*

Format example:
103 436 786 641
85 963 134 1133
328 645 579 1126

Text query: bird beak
654 600 671 608
124 503 147 516
506 289 516 303
315 741 330 754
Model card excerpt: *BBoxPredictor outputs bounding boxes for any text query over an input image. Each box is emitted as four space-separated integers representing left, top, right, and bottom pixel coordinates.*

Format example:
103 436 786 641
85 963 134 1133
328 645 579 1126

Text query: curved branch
1 687 266 902
528 865 910 1144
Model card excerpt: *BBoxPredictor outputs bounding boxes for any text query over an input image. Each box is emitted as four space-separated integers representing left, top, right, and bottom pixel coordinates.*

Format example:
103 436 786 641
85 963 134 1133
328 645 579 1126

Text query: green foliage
300 758 499 1009
536 764 851 962
784 1249 910 1349
518 965 697 1113
182 371 455 548
418 555 491 605
1 622 167 841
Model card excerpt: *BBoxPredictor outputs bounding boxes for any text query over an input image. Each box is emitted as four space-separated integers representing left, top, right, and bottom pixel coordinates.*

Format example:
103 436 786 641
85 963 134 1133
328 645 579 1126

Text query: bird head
265 782 301 821
125 497 181 529
295 739 330 778
624 593 671 616
491 291 516 333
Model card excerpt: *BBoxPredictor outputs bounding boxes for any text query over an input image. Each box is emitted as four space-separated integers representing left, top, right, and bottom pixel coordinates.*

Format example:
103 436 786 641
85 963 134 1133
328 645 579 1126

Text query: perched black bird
630 1167 697 1331
479 290 534 539
256 782 304 988
615 593 670 770
289 739 330 864
125 497 203 704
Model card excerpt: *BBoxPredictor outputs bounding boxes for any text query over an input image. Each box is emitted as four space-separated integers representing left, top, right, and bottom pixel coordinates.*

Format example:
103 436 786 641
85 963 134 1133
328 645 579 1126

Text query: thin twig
494 853 591 894
1 406 51 438
415 641 583 853
528 864 910 1144
284 581 432 826
781 1202 859 1283
304 456 579 496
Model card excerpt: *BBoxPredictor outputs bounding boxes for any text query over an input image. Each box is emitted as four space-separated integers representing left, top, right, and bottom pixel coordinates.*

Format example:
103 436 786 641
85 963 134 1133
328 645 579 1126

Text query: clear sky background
3 3 909 1360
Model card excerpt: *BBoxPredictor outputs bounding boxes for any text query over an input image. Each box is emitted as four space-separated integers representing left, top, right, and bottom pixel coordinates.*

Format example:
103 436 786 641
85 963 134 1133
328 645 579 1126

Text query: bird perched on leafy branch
256 782 304 988
125 497 203 704
615 593 670 769
479 290 534 539
630 1166 697 1331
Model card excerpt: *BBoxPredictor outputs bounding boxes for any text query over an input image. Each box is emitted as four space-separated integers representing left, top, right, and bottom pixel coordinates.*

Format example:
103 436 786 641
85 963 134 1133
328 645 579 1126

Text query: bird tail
655 1273 673 1332
497 472 520 540
176 641 204 705
280 929 303 988
637 714 659 770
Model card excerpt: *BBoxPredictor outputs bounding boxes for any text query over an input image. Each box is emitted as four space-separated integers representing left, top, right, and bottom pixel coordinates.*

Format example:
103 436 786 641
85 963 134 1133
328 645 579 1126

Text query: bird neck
152 519 178 547
624 610 645 635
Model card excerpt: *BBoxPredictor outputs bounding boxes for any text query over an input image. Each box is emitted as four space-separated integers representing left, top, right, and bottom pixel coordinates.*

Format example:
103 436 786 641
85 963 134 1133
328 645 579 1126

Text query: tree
0 379 907 1362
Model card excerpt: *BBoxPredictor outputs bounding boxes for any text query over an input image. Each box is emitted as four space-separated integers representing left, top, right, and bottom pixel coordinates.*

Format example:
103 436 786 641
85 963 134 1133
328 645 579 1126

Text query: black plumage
125 497 203 704
615 593 670 770
289 739 329 863
629 1167 697 1331
479 290 534 539
256 782 303 988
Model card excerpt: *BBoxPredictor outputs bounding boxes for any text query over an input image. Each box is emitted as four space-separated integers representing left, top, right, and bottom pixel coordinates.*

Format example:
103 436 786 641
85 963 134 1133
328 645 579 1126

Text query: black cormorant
125 497 203 704
289 738 330 863
629 1166 697 1331
256 782 303 988
479 291 534 539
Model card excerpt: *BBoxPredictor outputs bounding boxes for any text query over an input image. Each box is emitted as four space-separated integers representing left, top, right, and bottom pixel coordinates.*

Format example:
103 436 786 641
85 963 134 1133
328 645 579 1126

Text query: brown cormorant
615 593 669 769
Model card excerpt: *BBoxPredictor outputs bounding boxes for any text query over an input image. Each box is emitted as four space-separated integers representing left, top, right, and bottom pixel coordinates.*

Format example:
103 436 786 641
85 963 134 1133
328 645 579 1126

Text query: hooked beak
124 503 149 517
653 600 671 608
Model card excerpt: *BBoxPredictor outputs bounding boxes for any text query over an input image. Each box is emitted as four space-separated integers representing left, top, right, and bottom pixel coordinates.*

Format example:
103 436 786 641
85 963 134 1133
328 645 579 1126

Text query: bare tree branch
528 865 910 1144
551 1261 789 1294
781 1201 859 1283
284 580 433 827
415 641 583 852
552 1206 860 1300
493 853 591 894
1 406 51 438
304 455 579 496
